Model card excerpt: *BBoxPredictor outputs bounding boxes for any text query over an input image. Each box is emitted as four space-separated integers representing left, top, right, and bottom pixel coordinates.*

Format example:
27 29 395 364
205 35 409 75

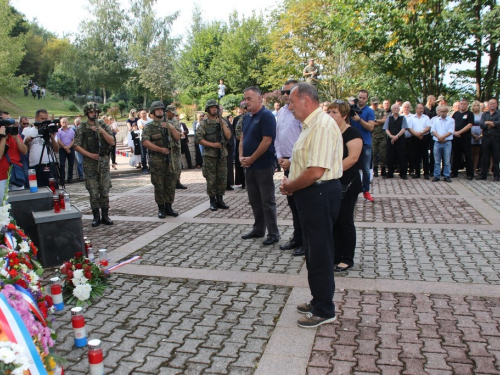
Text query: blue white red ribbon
0 293 48 375
4 232 15 249
108 255 141 272
14 284 47 327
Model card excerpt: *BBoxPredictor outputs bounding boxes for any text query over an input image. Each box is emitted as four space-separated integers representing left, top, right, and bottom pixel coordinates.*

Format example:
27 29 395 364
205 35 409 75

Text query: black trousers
386 137 407 177
226 144 234 186
284 167 302 245
452 136 473 176
333 183 358 268
181 138 193 168
411 135 430 176
294 180 341 319
195 142 203 167
429 138 435 171
234 139 245 187
481 136 500 178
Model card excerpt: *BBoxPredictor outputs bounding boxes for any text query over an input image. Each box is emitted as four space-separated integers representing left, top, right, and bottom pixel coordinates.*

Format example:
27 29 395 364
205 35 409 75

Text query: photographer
0 120 28 203
23 109 60 188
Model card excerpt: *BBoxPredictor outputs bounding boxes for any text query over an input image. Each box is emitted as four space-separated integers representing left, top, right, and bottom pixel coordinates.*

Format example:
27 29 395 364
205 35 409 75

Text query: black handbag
5 153 26 187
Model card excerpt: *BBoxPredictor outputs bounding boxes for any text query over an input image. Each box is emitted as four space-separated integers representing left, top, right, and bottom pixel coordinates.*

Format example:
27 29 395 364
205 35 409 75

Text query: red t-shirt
0 135 23 181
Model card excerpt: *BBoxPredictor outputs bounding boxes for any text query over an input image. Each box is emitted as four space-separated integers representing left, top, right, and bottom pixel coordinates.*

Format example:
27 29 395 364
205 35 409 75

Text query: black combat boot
381 166 387 177
101 208 113 225
91 208 100 227
176 181 187 189
165 203 178 217
209 196 217 211
158 204 166 219
373 166 378 177
216 195 229 209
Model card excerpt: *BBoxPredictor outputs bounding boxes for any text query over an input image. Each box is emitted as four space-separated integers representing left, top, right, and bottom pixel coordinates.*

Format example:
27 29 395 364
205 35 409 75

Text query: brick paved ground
49 168 500 375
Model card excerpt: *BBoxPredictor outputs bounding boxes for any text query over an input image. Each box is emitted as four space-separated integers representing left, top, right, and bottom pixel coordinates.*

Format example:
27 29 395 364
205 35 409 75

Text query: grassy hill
0 90 81 119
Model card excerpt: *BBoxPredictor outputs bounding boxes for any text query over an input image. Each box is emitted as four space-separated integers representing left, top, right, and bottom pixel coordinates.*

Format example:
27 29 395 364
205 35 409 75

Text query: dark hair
396 98 403 102
243 86 261 96
284 79 299 86
291 83 319 103
358 89 369 97
35 109 48 117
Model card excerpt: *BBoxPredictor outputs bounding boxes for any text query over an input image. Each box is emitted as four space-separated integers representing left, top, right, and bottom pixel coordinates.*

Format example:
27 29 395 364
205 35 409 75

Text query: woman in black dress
327 101 363 272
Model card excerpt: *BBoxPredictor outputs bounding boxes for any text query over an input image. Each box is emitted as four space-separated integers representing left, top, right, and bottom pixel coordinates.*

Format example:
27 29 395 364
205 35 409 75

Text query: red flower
8 269 18 277
7 223 16 230
75 263 83 270
75 252 83 259
15 279 27 289
38 302 48 318
84 272 92 280
44 295 54 307
67 270 74 279
84 259 90 264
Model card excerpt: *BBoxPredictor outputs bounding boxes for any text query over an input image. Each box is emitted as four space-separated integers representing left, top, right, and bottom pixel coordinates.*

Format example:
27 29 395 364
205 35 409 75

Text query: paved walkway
50 167 500 374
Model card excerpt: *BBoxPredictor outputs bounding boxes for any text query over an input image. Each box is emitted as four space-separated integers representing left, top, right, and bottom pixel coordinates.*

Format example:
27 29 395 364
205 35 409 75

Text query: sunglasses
280 90 291 95
21 122 29 125
333 99 345 104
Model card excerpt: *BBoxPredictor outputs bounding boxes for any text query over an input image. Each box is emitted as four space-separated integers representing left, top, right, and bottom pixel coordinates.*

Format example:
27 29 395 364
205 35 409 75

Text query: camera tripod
37 136 65 190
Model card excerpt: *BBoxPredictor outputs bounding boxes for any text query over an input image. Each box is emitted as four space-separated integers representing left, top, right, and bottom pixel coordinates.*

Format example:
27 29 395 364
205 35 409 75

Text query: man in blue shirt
239 86 280 246
350 90 376 202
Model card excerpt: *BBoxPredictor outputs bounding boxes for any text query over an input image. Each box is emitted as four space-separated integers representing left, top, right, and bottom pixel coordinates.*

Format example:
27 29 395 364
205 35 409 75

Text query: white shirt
431 116 455 141
137 118 152 130
409 114 431 134
23 127 58 166
403 113 414 138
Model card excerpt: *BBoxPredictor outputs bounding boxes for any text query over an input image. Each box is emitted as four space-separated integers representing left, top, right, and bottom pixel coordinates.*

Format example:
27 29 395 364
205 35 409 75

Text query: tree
39 38 72 86
176 6 227 102
327 0 469 101
128 0 179 103
210 12 272 94
47 67 77 100
73 0 129 103
458 0 500 100
0 0 26 94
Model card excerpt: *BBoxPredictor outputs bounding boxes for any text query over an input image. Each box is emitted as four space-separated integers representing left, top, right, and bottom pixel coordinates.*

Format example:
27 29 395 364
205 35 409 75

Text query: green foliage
221 94 244 112
47 68 77 100
65 103 80 113
199 92 219 108
0 0 26 95
107 106 120 118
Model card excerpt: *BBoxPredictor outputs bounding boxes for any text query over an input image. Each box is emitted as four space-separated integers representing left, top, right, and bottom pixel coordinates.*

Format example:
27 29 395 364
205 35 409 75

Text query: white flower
20 263 28 273
73 284 92 301
73 269 84 280
19 240 30 253
0 346 15 363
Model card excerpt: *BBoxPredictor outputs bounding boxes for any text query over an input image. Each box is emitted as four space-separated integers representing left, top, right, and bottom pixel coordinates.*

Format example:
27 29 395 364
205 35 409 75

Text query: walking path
51 167 500 374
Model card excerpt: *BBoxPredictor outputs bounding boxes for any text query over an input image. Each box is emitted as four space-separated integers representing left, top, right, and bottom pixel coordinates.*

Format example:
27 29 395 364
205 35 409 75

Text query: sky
11 0 276 40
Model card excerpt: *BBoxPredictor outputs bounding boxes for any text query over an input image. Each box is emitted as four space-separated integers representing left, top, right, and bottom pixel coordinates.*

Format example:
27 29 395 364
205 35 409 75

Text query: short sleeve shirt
241 107 276 170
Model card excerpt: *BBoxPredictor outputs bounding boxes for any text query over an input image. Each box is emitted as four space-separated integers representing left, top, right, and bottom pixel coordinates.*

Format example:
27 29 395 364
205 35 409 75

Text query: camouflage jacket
372 108 386 137
74 119 112 157
168 117 182 153
195 118 228 158
142 120 178 170
303 64 320 81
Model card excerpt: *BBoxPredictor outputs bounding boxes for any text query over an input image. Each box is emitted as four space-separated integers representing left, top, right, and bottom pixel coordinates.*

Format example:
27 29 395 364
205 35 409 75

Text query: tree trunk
103 85 107 104
143 93 147 108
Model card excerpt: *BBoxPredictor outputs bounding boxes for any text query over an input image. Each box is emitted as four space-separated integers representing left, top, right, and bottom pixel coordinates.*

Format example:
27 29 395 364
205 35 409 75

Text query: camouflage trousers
202 155 227 197
174 148 182 181
150 159 177 205
83 157 112 209
372 136 387 168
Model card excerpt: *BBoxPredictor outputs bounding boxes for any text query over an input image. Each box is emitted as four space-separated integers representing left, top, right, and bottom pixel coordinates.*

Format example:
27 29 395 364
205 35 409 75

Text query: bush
179 104 198 122
221 94 244 112
107 106 120 118
66 103 80 113
199 93 218 108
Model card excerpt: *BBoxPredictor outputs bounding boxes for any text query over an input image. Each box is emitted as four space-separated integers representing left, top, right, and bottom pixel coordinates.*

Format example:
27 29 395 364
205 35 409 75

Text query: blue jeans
75 151 84 178
433 141 451 178
59 148 75 182
360 144 372 192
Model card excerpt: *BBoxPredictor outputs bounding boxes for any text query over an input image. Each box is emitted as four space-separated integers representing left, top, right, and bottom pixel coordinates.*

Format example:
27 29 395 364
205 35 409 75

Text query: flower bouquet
59 252 109 307
0 194 64 373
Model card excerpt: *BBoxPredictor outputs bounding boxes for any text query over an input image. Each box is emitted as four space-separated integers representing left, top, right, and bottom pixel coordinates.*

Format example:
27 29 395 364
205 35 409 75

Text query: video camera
0 119 19 137
350 99 363 117
33 119 59 141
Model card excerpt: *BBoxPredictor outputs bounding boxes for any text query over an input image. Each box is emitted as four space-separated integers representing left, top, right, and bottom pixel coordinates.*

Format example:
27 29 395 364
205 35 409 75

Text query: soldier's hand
161 122 168 128
213 142 223 149
89 153 99 161
160 147 170 155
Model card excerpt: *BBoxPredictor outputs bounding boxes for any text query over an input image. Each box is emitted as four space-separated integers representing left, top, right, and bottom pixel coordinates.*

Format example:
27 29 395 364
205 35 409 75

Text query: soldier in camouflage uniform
74 102 115 227
165 106 187 190
303 58 320 86
195 99 232 211
371 97 387 177
142 101 181 218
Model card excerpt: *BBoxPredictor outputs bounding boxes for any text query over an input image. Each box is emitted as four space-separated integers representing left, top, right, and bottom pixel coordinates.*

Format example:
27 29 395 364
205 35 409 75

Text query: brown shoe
296 302 313 314
297 313 336 328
